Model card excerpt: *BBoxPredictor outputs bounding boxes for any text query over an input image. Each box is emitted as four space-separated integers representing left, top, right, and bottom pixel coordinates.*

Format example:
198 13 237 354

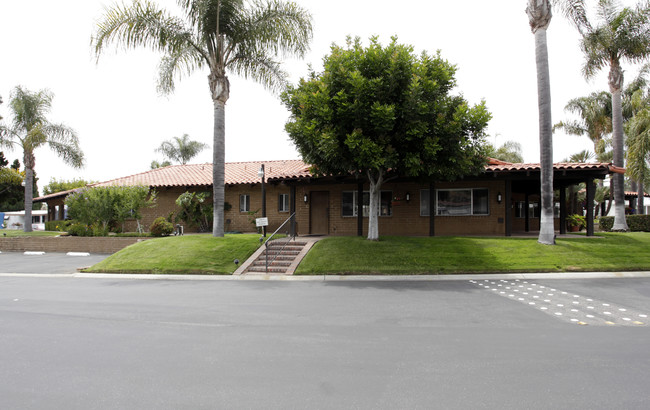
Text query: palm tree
554 91 612 161
626 90 650 215
527 0 590 245
93 0 313 237
156 133 208 164
578 0 650 230
0 86 84 232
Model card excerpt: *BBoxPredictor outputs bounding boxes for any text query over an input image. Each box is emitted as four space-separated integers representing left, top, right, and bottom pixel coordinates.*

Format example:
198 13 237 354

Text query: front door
310 191 329 235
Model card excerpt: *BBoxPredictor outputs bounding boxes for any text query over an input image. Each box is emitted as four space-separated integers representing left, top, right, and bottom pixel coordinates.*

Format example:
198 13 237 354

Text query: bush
45 220 73 232
67 222 93 237
598 215 650 232
150 217 174 237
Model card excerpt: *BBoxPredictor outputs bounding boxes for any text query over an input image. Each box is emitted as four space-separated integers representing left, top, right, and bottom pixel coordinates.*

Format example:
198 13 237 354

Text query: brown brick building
35 159 623 237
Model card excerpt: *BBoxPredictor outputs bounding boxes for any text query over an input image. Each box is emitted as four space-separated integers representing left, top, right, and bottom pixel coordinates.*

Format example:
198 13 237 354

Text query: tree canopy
282 36 491 239
155 133 208 165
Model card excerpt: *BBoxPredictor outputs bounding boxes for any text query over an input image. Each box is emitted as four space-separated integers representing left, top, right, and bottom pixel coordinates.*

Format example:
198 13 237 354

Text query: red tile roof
35 160 312 201
485 159 625 175
34 159 623 202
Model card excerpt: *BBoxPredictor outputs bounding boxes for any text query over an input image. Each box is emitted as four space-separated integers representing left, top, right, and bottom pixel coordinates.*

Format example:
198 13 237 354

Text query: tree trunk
367 170 384 241
209 71 230 237
638 180 645 215
528 0 555 245
609 63 629 231
23 151 35 233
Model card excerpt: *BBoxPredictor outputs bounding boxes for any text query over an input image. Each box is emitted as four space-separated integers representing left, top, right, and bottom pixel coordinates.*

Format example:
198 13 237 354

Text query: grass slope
86 234 262 274
296 233 650 275
0 230 61 237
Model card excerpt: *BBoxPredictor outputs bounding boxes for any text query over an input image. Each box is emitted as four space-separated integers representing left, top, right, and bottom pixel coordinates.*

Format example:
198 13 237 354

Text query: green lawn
295 233 650 275
85 234 262 274
0 230 61 237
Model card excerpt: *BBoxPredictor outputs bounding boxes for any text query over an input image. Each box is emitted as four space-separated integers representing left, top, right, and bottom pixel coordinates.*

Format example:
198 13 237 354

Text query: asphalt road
0 251 108 274
1 270 650 409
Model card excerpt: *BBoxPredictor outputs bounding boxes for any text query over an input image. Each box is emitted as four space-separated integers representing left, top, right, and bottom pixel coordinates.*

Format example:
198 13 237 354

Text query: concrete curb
63 271 650 281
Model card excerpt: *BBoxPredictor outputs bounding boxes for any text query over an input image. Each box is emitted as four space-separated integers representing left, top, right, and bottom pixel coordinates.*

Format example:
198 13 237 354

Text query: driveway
0 251 108 274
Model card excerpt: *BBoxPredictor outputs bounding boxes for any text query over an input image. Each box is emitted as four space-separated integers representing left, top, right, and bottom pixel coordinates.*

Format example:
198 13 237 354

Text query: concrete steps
243 240 310 275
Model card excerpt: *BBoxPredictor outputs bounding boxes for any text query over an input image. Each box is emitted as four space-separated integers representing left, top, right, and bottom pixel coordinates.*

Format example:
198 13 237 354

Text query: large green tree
0 87 83 231
156 133 208 164
282 37 491 240
577 0 650 230
485 140 524 163
526 0 589 245
93 0 312 237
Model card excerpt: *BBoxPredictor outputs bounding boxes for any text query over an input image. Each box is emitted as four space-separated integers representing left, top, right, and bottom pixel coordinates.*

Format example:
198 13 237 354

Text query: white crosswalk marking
469 279 647 326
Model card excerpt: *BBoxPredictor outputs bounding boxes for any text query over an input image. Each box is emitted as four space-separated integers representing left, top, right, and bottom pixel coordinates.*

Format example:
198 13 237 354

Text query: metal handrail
264 212 296 272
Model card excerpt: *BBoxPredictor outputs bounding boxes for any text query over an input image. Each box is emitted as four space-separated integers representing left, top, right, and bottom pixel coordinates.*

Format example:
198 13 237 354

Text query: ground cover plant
295 233 650 275
85 234 262 274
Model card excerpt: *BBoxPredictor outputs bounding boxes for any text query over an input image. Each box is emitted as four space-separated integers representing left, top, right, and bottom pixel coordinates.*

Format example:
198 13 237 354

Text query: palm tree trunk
23 153 34 233
610 64 629 231
528 0 555 245
638 180 645 215
210 72 229 237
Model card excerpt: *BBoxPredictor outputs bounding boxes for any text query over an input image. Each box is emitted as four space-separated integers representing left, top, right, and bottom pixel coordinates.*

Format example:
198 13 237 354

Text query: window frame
425 188 490 217
239 194 250 213
278 193 289 213
341 190 393 217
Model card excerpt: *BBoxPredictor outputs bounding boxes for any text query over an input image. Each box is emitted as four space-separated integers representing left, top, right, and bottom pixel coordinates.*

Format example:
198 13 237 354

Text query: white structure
1 210 48 231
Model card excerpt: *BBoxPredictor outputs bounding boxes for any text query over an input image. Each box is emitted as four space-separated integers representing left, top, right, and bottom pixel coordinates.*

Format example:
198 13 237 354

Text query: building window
420 189 431 216
516 201 560 218
342 191 392 217
239 194 250 212
435 188 489 216
278 193 289 212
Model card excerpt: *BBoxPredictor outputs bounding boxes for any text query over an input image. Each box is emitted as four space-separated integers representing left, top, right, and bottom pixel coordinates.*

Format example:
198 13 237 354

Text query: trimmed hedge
599 215 650 232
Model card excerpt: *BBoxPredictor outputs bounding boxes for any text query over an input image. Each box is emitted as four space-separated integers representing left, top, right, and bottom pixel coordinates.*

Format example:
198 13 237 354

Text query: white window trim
279 193 289 213
342 190 393 217
434 188 489 217
239 194 250 213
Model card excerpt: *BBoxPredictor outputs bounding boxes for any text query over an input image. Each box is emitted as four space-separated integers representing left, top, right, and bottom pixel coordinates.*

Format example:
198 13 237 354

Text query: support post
524 192 530 232
559 185 567 235
290 184 296 237
505 179 512 237
357 182 364 236
586 178 595 236
429 182 435 237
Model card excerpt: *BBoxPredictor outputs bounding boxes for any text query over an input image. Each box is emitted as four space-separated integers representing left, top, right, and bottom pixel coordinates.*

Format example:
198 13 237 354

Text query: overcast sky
0 0 642 192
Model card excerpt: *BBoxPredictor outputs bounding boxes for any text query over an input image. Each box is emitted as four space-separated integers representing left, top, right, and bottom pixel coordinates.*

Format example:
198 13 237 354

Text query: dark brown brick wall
0 237 148 254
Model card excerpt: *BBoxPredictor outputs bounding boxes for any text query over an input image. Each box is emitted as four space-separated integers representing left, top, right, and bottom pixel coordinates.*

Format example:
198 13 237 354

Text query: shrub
598 215 650 232
150 217 174 237
67 222 93 237
45 220 73 232
175 191 213 232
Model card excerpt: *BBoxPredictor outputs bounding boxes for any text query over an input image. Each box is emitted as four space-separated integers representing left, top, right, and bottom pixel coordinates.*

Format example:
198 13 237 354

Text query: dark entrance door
310 191 329 235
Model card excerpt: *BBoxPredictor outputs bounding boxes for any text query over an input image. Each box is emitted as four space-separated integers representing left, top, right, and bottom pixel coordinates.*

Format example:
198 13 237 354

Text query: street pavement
1 258 650 409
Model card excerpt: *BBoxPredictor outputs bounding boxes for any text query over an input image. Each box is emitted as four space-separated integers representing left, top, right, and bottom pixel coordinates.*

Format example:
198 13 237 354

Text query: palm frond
93 0 197 59
157 44 205 94
43 123 84 168
555 0 591 33
228 50 287 92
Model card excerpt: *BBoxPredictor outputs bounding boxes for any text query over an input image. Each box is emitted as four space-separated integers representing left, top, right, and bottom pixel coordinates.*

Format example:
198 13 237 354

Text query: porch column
586 178 595 236
357 182 364 236
429 182 435 237
505 179 512 237
524 192 530 232
560 185 566 235
290 184 296 237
